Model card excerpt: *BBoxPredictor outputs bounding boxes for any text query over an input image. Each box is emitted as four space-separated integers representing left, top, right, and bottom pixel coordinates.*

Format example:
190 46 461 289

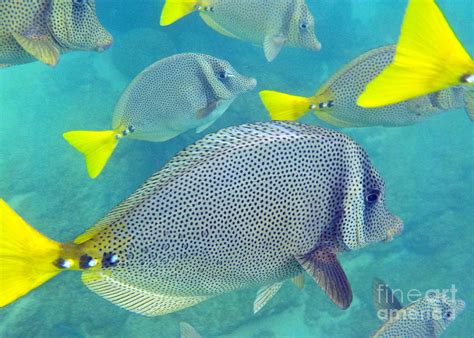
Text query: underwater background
0 0 473 337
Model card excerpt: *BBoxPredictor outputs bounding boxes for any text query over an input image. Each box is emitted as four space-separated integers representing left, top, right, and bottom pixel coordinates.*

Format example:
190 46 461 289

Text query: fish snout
385 216 403 242
247 77 258 91
455 299 466 314
96 35 113 52
312 40 322 51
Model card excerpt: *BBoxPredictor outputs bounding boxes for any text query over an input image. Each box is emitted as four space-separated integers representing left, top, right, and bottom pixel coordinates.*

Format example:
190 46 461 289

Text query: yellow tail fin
260 90 312 121
160 0 199 26
63 130 119 179
0 199 62 307
358 0 474 108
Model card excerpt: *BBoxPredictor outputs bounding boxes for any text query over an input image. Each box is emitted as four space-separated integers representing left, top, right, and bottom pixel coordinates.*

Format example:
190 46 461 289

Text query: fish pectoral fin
180 322 202 338
296 246 352 309
372 278 403 320
12 32 60 66
82 271 210 316
291 272 305 289
196 100 221 119
200 13 241 40
263 33 287 62
463 90 474 121
253 282 283 314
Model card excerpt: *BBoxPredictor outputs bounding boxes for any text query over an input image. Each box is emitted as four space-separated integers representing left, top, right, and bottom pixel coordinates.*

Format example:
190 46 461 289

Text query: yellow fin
12 32 60 66
358 0 474 108
291 273 305 289
63 130 120 179
0 199 62 307
464 90 474 121
82 271 210 316
259 90 312 121
200 13 241 40
160 0 200 26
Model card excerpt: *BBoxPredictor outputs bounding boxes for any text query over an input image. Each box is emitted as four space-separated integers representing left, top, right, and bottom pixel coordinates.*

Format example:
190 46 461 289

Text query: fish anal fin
296 246 352 309
291 273 305 289
200 13 241 40
253 282 283 314
263 34 287 62
12 32 60 66
372 278 403 321
82 271 210 316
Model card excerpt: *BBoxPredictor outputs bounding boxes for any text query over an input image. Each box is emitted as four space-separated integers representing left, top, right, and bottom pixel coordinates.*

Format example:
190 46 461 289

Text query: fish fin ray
160 0 200 26
0 199 62 307
253 282 283 314
296 246 352 309
81 271 209 316
372 278 403 320
263 34 287 62
358 0 474 107
12 32 60 66
291 273 305 289
199 13 241 40
63 130 120 179
259 90 311 121
180 322 202 338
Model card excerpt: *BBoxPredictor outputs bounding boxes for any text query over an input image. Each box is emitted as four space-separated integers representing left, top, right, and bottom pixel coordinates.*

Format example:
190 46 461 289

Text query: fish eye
366 189 380 204
73 0 87 5
445 311 453 319
299 22 309 30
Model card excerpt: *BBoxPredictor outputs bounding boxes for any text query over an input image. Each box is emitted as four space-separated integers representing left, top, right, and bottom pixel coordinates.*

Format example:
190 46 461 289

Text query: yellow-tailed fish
260 46 473 127
160 0 321 62
358 0 474 108
371 278 465 338
0 122 403 315
0 0 113 68
63 53 256 178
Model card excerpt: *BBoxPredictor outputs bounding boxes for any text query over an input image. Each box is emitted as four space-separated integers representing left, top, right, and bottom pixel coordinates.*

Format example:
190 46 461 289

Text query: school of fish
0 0 471 337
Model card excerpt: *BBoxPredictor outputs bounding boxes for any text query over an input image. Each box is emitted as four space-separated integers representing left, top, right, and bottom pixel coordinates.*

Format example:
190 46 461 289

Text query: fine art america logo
375 284 461 321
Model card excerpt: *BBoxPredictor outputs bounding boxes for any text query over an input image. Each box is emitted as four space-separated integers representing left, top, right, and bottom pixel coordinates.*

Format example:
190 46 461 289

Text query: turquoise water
0 0 473 337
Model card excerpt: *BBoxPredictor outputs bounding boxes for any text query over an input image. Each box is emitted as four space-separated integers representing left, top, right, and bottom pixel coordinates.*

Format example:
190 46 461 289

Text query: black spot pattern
88 121 401 297
314 46 466 127
0 0 112 66
112 53 255 142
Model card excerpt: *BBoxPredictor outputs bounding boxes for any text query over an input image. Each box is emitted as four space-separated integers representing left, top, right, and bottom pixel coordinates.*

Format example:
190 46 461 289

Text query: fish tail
358 0 474 108
63 130 120 179
160 0 200 26
0 199 63 307
259 90 312 121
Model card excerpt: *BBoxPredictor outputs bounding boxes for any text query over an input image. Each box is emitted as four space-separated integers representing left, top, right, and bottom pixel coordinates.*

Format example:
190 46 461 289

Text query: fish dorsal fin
253 282 283 314
81 271 210 316
296 245 352 309
263 34 287 62
291 273 305 289
358 0 474 108
199 13 242 40
12 32 60 66
180 322 202 338
463 90 474 121
372 278 403 320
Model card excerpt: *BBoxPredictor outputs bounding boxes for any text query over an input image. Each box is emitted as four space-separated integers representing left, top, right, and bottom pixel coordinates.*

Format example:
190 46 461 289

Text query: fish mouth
455 299 466 314
385 216 403 242
247 78 257 91
312 40 322 51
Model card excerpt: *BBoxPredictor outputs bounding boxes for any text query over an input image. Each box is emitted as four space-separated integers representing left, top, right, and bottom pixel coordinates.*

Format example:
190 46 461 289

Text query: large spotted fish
0 122 403 316
0 0 113 67
160 0 321 62
371 278 465 337
260 46 474 127
63 53 256 178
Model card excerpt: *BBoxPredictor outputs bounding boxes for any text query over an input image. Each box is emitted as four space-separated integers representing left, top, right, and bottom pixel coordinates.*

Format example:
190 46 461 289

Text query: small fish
160 0 321 62
358 0 474 108
371 278 465 337
0 0 113 67
0 122 403 316
260 46 474 127
63 53 256 178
